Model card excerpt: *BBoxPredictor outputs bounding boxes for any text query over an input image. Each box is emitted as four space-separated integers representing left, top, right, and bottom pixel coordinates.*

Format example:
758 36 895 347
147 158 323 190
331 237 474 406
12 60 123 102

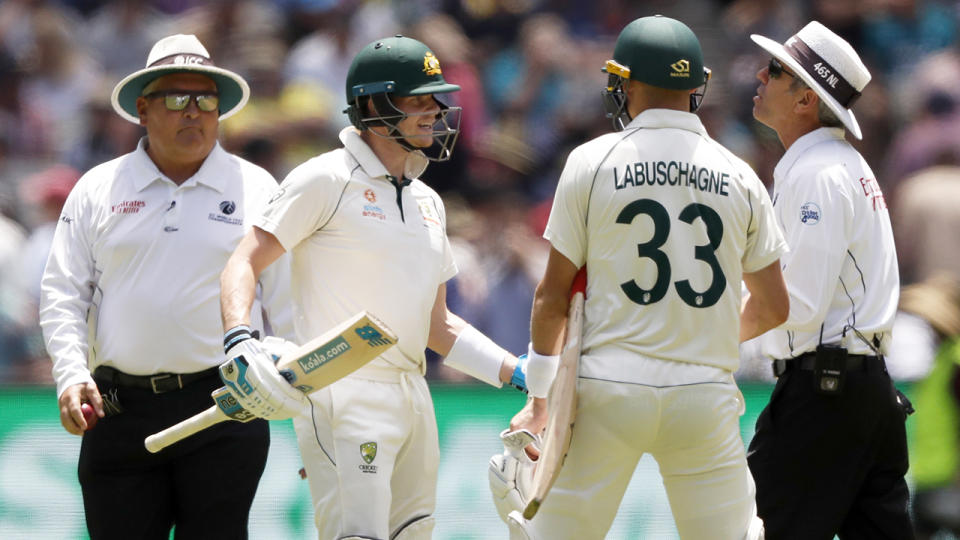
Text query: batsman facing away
496 15 790 540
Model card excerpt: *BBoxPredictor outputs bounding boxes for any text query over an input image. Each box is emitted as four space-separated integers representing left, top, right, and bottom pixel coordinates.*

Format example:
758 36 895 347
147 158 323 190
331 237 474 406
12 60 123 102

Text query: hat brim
751 34 862 140
111 65 250 124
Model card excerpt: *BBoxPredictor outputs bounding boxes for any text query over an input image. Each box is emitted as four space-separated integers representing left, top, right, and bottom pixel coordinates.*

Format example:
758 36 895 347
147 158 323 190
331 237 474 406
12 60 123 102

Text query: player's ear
136 97 149 126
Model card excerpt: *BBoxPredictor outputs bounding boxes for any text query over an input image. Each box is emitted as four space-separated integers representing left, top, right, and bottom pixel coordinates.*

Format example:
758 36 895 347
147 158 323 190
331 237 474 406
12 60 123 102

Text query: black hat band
785 38 861 108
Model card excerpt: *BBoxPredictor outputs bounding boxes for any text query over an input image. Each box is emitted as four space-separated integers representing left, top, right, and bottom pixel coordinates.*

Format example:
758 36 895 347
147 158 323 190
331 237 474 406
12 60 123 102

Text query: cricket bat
144 311 397 453
523 267 586 519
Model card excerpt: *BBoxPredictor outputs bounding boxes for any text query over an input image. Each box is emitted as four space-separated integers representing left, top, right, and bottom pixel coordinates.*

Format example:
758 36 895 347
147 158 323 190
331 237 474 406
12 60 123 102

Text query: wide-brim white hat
752 21 870 139
111 34 250 124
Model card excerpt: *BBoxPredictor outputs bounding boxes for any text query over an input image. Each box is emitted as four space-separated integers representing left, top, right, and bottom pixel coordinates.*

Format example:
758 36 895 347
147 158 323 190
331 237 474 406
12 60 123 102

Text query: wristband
443 325 508 387
525 343 560 398
223 325 260 354
510 354 528 392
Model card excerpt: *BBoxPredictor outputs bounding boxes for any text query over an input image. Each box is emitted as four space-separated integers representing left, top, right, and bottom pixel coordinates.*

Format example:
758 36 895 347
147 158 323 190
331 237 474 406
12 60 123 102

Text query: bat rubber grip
144 405 227 453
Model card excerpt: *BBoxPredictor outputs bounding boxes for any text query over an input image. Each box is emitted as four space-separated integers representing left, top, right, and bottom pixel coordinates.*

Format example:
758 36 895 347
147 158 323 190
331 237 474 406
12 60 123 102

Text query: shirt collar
774 127 846 181
129 137 229 193
625 108 708 136
339 126 429 181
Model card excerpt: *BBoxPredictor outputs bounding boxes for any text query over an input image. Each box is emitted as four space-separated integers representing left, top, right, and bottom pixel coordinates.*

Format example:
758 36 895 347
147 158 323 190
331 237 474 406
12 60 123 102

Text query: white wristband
525 343 560 398
443 325 508 387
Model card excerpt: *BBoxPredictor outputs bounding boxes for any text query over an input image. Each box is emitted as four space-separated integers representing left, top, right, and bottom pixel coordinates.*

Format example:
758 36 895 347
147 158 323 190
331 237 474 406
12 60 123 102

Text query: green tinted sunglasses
143 90 220 113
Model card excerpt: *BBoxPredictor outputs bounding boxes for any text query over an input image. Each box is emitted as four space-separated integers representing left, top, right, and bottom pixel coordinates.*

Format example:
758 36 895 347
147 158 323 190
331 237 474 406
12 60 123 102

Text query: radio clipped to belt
813 344 847 395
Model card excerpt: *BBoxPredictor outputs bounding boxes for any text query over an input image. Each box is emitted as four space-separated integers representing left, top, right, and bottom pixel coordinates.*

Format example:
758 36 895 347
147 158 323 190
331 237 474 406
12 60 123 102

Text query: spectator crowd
2 0 960 388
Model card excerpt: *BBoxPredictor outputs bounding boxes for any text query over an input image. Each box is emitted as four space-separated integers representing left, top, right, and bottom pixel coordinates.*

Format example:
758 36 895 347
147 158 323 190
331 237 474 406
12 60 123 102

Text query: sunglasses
143 91 220 113
767 58 795 80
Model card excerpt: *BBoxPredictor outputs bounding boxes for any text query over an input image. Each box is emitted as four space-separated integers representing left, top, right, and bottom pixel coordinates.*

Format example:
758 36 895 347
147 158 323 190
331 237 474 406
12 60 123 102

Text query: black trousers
747 365 913 540
79 370 269 540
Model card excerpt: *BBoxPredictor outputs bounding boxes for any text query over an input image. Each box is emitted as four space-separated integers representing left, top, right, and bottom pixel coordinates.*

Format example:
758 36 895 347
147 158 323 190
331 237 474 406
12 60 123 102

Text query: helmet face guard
602 60 632 131
347 84 462 162
602 60 712 132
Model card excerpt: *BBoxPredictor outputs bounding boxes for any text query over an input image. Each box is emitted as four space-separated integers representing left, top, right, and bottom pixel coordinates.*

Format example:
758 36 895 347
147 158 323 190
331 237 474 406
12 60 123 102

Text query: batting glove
509 354 529 393
220 328 309 421
488 428 539 523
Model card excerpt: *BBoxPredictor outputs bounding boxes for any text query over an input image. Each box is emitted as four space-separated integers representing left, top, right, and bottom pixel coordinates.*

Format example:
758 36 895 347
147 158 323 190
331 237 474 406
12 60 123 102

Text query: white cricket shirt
545 109 786 379
41 139 294 397
256 127 457 374
757 128 899 358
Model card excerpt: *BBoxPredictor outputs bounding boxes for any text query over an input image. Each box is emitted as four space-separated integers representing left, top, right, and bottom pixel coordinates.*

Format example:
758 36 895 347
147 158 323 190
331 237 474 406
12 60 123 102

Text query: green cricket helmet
602 15 712 131
344 35 462 161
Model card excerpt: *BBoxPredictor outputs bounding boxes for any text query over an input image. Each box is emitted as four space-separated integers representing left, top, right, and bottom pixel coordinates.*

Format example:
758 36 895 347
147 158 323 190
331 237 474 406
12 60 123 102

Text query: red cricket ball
81 403 98 431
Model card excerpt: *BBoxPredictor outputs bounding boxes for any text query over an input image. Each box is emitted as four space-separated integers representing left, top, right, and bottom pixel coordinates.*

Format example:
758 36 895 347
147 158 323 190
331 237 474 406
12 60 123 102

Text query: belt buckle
150 374 183 394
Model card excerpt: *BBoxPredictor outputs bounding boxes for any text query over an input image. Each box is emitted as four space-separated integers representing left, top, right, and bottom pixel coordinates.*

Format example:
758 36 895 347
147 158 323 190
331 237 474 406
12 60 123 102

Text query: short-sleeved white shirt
41 139 294 397
756 128 899 358
545 109 786 377
256 127 457 374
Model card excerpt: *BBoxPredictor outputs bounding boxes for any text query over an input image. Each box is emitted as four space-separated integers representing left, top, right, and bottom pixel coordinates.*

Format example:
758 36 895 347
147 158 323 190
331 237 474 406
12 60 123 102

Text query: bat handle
144 405 227 453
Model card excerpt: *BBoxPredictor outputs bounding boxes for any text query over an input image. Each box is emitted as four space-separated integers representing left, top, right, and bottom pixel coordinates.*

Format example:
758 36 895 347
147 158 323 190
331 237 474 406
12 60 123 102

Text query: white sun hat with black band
111 34 250 124
752 21 870 139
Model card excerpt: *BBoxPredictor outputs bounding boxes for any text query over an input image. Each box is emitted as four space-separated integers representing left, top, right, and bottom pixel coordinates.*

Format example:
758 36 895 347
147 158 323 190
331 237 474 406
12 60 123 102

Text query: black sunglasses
143 90 220 113
767 57 796 80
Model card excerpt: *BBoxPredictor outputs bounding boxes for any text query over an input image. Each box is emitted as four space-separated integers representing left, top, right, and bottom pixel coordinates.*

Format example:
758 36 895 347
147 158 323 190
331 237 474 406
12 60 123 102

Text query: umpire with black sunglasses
39 34 293 539
745 21 914 540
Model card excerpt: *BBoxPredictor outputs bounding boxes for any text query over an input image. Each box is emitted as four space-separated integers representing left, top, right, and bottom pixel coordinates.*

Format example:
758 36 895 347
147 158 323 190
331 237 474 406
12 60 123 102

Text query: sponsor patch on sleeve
800 202 821 225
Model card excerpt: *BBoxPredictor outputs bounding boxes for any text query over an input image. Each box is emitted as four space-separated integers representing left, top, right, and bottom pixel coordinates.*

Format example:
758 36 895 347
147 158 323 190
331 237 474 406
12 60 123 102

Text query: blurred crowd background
2 0 960 387
5 0 960 536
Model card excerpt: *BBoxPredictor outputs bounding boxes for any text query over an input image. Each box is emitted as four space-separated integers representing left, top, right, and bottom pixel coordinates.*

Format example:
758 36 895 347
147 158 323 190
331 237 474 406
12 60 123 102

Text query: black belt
93 365 220 394
772 352 885 378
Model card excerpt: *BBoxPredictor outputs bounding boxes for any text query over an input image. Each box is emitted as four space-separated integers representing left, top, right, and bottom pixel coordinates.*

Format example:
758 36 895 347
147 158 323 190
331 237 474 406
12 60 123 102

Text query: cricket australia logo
423 51 442 76
360 442 378 473
670 59 691 77
800 202 821 225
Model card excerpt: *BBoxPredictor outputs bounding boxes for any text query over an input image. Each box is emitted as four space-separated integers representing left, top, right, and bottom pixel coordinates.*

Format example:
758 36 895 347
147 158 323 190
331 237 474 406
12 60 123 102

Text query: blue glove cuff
510 354 528 393
224 325 260 354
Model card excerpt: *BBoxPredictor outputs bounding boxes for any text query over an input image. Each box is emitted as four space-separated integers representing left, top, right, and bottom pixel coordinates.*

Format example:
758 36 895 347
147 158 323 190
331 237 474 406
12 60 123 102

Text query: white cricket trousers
293 368 437 540
525 377 758 539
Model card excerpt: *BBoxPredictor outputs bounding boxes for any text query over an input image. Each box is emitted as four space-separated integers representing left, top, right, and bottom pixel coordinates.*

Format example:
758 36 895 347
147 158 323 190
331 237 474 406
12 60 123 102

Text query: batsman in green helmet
602 15 711 131
219 34 528 540
344 34 462 161
503 15 786 539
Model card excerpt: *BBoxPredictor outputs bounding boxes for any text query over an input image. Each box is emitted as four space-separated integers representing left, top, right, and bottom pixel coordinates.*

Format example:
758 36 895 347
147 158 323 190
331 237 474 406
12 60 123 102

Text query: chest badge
209 200 242 225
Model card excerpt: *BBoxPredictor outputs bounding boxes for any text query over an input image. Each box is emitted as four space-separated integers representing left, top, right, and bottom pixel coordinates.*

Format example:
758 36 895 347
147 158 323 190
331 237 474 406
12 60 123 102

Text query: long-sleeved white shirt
757 128 899 358
40 138 294 397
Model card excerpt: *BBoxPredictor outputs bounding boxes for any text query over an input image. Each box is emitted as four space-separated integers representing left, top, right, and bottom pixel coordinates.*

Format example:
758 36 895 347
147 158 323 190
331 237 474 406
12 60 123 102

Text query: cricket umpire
747 21 914 539
39 34 293 539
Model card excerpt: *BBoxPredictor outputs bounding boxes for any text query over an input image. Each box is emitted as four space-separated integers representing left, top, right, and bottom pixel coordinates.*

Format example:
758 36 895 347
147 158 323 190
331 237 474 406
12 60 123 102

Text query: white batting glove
488 428 539 523
220 328 309 421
